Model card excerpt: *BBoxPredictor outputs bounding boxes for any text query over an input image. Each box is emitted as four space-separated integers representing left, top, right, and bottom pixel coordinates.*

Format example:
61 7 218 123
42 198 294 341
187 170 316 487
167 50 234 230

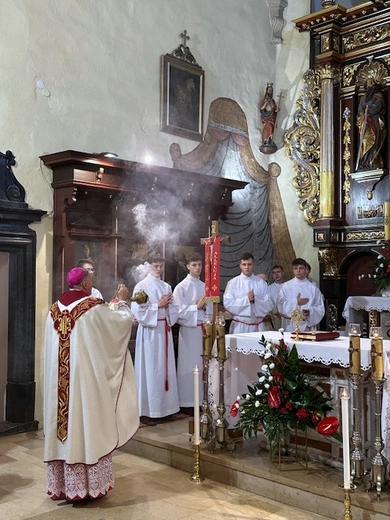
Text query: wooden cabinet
41 150 246 301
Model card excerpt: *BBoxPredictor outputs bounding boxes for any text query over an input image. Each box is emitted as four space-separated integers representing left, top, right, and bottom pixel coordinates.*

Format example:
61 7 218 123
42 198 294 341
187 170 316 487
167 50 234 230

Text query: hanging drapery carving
170 97 296 283
265 0 288 44
284 69 321 224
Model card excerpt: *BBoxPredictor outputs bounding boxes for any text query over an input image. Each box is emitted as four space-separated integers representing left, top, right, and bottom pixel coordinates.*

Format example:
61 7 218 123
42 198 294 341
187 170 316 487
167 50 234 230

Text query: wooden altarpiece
293 2 390 331
40 150 246 302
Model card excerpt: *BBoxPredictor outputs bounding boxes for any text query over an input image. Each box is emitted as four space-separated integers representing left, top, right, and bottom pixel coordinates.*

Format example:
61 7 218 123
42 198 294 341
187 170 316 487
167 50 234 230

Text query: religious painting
160 54 204 141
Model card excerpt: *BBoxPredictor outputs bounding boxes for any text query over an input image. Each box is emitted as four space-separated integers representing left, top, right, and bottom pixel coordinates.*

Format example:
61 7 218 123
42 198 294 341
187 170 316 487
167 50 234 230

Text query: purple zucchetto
66 267 87 287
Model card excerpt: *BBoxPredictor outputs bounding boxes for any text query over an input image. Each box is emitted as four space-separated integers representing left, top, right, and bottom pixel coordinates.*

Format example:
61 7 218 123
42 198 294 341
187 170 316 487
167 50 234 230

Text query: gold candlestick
342 487 353 520
190 443 204 482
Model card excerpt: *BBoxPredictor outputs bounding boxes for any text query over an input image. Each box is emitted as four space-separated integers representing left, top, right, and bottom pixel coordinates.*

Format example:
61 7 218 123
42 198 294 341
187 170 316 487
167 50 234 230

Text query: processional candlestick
348 323 367 485
366 327 389 497
200 220 235 452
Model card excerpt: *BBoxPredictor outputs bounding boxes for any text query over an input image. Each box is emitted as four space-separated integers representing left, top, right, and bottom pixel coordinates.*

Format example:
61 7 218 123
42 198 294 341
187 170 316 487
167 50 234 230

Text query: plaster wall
0 0 311 426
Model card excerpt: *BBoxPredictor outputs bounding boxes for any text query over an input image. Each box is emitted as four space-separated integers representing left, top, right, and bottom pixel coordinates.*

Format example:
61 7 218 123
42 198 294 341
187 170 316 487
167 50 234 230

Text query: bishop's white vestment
223 273 274 333
44 291 139 500
131 273 180 418
173 274 208 407
276 277 325 331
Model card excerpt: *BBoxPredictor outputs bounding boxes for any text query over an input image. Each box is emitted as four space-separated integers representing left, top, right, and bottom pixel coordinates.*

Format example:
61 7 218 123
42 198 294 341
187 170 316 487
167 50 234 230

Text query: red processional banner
204 238 211 297
211 236 221 298
204 236 221 300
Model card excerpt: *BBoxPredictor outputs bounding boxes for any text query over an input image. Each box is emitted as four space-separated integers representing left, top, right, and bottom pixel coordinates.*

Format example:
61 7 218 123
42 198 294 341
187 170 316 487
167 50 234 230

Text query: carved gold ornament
355 60 388 88
284 69 321 224
318 248 338 277
343 24 390 53
342 107 352 204
342 64 359 87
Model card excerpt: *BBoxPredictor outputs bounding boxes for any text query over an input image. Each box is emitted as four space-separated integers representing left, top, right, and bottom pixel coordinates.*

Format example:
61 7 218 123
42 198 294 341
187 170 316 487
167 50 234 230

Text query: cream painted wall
0 0 311 426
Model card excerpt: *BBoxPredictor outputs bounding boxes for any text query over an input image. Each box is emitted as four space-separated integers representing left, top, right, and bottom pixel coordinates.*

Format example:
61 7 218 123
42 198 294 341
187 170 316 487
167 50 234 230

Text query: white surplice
276 277 325 331
44 296 139 466
223 273 274 334
268 281 283 330
131 273 180 418
173 274 208 407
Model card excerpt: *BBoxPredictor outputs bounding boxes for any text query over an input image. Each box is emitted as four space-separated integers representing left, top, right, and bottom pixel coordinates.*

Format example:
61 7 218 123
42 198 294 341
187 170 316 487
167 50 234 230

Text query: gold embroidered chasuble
50 297 104 442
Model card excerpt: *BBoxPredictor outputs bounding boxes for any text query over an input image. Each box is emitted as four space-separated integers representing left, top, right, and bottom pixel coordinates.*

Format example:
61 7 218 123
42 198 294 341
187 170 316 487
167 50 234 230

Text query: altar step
121 417 390 520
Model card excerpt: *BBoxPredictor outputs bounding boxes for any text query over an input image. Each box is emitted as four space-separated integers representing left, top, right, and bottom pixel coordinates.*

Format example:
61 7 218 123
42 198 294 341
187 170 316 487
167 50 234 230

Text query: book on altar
290 331 340 341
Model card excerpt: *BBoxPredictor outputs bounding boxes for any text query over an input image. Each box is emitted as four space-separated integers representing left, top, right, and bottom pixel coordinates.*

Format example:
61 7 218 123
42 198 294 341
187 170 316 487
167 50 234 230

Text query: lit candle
370 327 384 380
384 201 390 241
193 365 200 445
348 323 361 375
340 387 351 490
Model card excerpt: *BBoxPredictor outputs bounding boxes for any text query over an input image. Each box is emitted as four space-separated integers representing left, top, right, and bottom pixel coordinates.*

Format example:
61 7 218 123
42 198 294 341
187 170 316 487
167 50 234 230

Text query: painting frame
160 54 204 142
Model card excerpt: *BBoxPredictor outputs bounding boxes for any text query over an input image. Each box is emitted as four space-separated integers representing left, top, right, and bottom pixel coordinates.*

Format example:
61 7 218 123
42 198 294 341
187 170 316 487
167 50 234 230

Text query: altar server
173 252 209 408
131 253 180 419
44 268 139 501
277 258 324 331
223 252 273 334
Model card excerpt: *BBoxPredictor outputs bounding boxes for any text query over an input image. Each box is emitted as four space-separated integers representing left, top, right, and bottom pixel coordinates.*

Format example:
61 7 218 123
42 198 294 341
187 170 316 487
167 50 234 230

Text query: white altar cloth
209 331 390 459
342 296 390 333
224 331 384 371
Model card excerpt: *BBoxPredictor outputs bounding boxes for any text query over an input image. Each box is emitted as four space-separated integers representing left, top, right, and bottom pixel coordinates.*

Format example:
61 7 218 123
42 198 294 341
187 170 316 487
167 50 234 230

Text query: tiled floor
0 429 335 520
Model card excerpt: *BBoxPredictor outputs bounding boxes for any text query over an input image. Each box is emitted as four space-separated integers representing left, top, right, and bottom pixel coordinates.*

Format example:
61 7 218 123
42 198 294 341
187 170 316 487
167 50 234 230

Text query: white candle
340 387 350 490
193 365 200 445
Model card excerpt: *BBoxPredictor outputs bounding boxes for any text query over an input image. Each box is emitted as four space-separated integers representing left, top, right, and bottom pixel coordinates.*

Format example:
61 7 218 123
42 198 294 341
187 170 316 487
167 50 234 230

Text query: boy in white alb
277 258 324 332
223 252 273 334
173 252 210 408
131 254 180 419
268 264 284 330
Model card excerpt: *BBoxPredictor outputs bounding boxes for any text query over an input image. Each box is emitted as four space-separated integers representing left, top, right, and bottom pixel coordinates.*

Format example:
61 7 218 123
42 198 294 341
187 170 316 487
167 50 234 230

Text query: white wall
0 0 312 426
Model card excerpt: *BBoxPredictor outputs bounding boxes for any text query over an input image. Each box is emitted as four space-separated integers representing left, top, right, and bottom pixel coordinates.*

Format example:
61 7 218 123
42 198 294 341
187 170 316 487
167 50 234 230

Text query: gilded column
318 64 337 219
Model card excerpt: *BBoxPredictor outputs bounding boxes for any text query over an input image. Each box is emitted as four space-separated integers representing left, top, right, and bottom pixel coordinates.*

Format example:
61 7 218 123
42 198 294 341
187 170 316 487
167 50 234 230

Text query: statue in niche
356 77 386 171
259 83 278 154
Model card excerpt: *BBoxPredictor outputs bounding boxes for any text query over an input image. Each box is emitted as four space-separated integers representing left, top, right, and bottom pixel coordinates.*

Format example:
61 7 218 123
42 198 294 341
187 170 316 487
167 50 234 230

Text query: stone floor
123 417 390 520
0 427 335 520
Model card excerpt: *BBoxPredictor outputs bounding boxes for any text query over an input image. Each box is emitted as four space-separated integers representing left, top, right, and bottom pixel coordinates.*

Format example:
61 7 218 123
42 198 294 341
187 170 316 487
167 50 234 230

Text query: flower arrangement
358 242 390 295
233 334 340 449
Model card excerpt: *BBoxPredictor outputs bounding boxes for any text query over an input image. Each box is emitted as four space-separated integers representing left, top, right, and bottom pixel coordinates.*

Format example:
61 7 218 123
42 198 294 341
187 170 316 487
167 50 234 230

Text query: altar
343 296 390 338
208 331 390 461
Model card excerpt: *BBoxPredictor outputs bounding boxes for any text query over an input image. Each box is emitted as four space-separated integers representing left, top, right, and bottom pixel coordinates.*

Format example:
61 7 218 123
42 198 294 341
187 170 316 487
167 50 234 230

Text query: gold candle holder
190 443 204 482
342 487 353 520
348 323 361 376
370 327 384 381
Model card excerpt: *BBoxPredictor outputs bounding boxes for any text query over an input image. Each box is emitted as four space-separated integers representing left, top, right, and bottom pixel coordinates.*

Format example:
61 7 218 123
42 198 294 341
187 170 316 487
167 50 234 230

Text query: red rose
296 408 309 421
230 400 240 418
267 386 281 408
280 407 288 415
285 401 293 410
316 416 340 436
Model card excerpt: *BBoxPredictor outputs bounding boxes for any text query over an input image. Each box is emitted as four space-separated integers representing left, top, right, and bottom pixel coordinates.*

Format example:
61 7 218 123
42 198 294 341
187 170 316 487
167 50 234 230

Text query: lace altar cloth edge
225 331 390 371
